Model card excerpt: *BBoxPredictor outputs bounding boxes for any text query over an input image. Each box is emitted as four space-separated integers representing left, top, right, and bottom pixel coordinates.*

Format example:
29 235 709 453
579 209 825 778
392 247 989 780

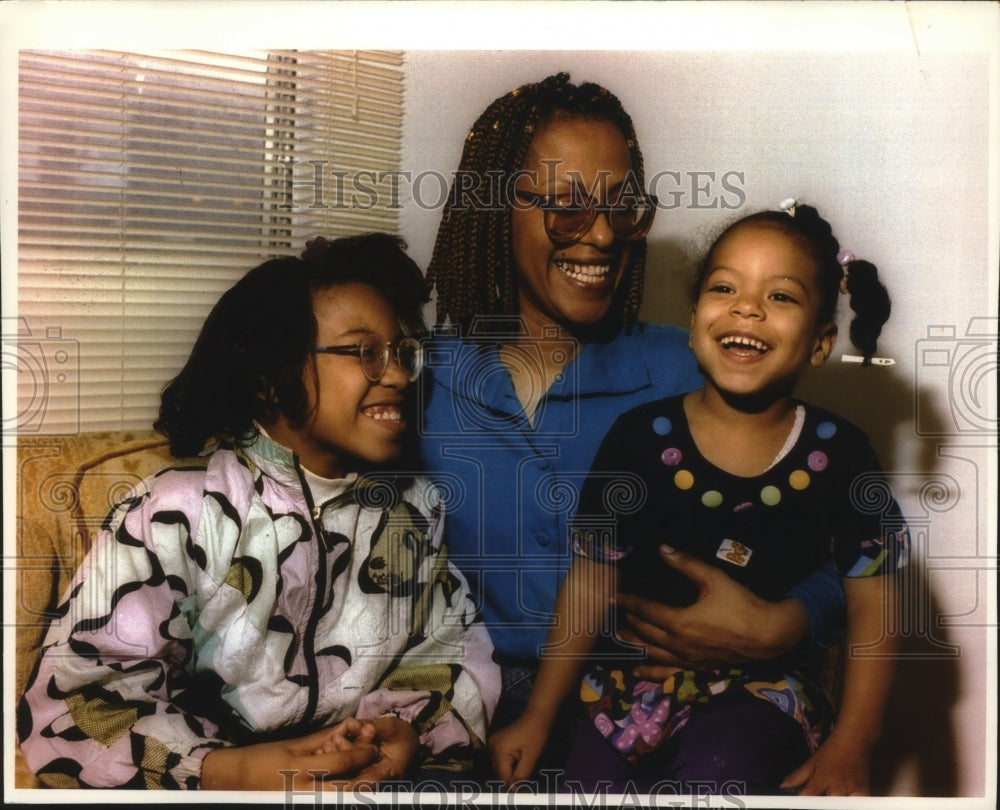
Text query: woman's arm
489 556 617 785
780 574 899 795
615 545 835 678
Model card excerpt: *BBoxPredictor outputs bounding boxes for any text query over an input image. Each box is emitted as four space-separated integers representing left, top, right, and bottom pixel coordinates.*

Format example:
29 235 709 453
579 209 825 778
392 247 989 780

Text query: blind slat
15 48 404 434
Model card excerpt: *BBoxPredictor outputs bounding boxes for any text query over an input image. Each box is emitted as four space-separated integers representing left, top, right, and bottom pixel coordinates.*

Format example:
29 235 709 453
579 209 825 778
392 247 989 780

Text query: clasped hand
200 715 418 791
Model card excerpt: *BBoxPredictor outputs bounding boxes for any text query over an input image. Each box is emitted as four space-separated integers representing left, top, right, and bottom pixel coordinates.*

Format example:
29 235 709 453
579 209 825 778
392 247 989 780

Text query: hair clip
842 354 895 367
778 197 798 217
836 249 854 294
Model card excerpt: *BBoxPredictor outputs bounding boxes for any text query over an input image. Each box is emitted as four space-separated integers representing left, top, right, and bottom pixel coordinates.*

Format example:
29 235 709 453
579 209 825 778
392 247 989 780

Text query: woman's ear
810 322 838 368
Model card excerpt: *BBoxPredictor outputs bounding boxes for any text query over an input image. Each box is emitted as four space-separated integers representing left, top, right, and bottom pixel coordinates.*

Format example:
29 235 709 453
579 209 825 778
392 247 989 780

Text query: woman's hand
614 545 809 679
200 722 380 791
488 716 548 786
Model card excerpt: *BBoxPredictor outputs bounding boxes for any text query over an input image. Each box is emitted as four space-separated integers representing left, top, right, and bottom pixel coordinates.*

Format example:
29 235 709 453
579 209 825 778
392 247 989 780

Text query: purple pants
562 691 811 796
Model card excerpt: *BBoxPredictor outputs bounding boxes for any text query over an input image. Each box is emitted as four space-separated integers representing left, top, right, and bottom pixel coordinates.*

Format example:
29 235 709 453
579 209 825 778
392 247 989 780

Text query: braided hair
427 73 648 335
692 204 891 364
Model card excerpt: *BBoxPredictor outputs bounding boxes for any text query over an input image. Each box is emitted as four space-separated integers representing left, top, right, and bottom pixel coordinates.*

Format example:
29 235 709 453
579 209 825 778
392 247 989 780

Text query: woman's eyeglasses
514 189 657 247
313 333 424 382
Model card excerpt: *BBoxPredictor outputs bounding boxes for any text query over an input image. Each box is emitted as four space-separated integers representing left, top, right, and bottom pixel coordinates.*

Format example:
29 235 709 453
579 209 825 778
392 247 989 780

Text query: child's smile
690 223 837 405
717 332 772 357
267 281 415 478
362 403 404 424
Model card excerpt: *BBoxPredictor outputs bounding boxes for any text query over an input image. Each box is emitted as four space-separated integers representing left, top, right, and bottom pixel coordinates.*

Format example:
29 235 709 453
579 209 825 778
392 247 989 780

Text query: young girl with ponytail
489 201 907 796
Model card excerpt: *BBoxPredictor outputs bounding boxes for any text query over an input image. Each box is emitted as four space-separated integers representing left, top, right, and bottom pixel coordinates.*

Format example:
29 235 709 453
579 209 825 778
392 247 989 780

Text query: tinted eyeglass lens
544 198 655 245
609 198 654 239
546 206 592 243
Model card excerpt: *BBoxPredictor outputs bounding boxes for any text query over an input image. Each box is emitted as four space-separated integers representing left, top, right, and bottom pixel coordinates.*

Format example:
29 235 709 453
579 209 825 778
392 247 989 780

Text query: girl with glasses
17 233 500 790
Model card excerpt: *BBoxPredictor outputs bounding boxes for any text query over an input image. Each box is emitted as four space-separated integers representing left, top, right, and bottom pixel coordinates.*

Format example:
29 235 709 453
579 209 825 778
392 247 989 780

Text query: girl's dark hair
426 72 647 336
692 204 891 364
155 232 429 457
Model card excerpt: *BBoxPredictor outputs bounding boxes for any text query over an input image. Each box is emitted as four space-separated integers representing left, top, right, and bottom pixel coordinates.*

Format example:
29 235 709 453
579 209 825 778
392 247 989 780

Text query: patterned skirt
579 664 835 765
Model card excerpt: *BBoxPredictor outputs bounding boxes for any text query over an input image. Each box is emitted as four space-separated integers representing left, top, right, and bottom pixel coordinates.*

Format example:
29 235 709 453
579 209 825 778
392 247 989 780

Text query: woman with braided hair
418 74 848 781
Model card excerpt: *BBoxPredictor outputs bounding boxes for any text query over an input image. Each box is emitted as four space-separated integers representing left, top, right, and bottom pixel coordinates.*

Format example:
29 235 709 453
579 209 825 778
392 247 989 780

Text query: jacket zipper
296 462 326 726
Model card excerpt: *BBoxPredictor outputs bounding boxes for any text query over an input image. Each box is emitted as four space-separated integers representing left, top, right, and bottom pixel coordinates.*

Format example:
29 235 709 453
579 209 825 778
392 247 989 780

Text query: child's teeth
723 337 768 352
366 407 401 421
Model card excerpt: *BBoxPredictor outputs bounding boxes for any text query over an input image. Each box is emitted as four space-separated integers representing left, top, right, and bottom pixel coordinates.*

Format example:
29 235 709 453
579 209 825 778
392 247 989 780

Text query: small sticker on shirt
717 539 752 568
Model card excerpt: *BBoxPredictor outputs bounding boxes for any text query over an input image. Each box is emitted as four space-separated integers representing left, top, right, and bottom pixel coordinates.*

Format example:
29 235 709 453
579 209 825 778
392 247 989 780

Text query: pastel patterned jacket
17 432 499 788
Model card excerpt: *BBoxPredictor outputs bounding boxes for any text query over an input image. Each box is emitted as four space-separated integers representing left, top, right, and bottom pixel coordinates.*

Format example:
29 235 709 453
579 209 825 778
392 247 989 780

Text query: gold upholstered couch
12 430 177 788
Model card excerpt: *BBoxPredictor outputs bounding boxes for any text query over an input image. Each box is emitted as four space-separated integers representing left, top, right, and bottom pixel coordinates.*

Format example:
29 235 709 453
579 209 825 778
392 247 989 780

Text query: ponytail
843 258 891 365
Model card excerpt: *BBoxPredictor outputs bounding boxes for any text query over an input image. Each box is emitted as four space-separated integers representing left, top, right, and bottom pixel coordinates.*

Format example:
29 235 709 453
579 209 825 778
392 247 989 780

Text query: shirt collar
429 325 655 406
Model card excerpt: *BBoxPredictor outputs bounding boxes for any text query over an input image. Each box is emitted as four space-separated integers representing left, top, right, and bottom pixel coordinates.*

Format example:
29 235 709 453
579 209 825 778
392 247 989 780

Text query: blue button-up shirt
417 322 704 659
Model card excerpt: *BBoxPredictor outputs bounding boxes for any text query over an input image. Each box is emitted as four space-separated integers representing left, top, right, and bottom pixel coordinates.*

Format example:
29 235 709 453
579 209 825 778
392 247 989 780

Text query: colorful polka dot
761 485 781 506
674 470 695 490
702 490 724 508
652 417 672 436
789 469 811 490
817 421 837 440
661 447 683 466
807 450 828 472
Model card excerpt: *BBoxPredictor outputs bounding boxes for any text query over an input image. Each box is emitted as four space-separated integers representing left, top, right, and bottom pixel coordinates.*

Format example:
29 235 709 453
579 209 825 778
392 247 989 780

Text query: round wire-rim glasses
514 189 657 247
312 333 424 382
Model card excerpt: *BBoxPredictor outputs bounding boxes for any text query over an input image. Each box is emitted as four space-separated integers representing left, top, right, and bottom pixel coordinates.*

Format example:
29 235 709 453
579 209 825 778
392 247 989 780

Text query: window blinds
14 49 404 435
